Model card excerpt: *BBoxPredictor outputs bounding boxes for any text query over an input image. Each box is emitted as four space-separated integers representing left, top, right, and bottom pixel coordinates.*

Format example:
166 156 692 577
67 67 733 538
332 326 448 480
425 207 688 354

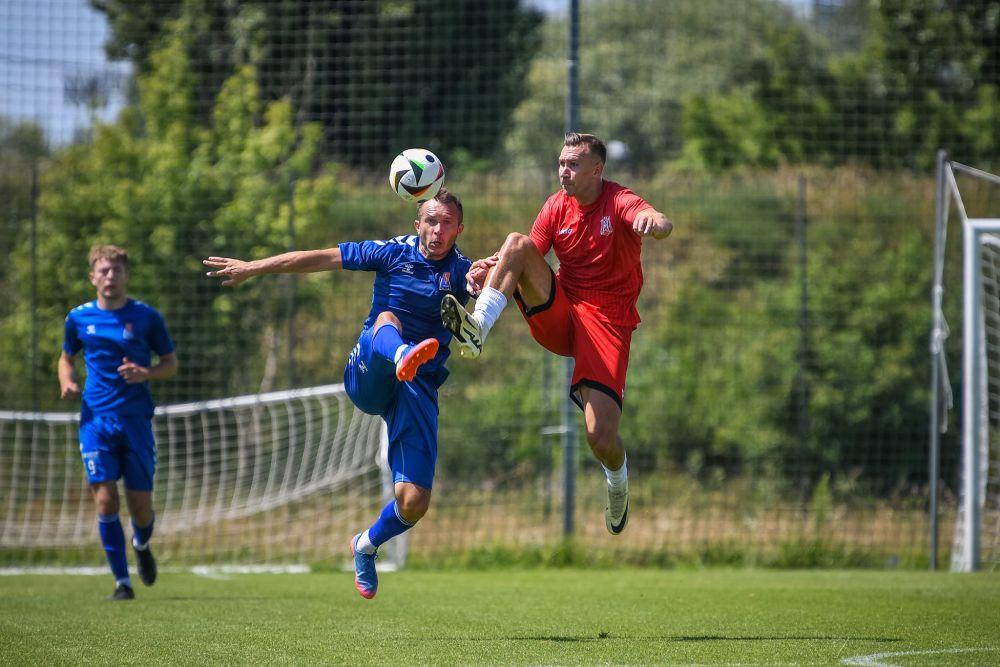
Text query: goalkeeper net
972 235 1000 571
934 158 1000 572
0 384 407 570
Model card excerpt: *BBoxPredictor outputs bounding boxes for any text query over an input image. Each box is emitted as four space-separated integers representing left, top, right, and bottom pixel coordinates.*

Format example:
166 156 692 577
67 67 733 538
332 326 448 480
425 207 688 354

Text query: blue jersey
339 235 472 379
63 299 175 417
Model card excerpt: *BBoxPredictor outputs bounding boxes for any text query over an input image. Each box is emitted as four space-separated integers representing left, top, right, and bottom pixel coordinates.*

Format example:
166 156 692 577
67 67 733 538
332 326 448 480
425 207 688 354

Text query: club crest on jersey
122 323 135 340
599 216 613 236
438 272 452 291
86 324 96 335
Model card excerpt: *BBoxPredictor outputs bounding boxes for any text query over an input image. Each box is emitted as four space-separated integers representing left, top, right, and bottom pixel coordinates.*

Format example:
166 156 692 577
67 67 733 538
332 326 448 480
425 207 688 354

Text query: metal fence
2 0 999 568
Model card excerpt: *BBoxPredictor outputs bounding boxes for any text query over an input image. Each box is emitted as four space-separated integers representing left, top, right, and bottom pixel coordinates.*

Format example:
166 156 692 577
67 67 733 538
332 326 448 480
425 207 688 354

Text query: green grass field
1 569 998 665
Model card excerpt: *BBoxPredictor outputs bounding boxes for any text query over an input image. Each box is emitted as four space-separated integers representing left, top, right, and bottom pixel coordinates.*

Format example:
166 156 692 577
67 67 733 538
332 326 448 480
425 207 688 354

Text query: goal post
932 156 1000 572
0 384 407 571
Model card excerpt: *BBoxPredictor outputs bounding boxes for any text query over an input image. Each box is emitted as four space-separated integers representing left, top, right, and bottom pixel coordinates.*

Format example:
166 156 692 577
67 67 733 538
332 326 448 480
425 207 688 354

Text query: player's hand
117 358 149 384
203 256 255 287
632 209 672 239
466 255 498 297
60 382 81 401
632 210 659 237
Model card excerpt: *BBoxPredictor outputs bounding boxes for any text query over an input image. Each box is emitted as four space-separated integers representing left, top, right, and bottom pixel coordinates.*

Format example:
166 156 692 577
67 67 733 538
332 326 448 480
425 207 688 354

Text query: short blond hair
88 245 129 269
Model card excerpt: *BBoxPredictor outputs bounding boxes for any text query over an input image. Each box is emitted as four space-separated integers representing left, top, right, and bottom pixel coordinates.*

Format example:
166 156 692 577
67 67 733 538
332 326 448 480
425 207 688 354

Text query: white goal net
957 231 1000 572
0 384 407 569
933 157 1000 572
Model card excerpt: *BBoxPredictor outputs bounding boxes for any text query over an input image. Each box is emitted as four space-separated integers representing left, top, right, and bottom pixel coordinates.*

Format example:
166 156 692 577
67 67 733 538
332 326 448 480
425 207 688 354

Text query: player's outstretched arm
203 248 343 287
632 209 673 240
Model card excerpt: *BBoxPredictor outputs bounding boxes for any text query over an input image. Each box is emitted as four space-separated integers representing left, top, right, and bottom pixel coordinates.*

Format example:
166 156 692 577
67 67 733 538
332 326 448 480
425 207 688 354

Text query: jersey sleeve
614 187 654 224
62 312 81 355
148 309 176 357
339 239 401 272
529 197 556 256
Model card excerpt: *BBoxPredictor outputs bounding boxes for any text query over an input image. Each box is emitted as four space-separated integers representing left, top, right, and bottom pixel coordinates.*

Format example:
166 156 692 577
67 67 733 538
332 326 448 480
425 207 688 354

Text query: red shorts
514 271 633 411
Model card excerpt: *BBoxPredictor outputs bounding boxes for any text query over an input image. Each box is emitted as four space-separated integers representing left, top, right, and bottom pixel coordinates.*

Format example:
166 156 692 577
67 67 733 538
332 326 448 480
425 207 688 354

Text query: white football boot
604 483 629 535
440 294 484 359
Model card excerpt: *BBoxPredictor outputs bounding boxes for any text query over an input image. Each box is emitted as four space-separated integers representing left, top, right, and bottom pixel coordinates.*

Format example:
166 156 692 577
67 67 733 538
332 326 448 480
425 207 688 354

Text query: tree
0 21 334 409
90 0 543 167
681 0 1000 170
505 0 798 172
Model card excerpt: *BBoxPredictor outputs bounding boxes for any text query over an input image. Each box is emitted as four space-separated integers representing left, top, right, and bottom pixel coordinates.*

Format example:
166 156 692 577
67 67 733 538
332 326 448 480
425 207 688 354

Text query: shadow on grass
420 635 903 643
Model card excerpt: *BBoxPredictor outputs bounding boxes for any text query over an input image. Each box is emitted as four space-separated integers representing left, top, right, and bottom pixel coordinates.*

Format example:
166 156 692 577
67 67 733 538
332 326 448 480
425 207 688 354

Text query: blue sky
0 0 128 144
1 0 813 146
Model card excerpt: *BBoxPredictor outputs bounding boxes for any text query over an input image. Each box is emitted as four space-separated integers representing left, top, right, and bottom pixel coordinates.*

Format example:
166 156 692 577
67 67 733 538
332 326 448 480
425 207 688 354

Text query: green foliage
0 22 332 407
91 0 543 166
506 0 795 170
682 0 1000 169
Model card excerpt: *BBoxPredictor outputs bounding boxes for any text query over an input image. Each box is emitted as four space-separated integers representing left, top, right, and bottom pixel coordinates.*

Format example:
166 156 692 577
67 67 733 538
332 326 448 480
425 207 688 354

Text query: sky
0 0 129 144
1 0 814 146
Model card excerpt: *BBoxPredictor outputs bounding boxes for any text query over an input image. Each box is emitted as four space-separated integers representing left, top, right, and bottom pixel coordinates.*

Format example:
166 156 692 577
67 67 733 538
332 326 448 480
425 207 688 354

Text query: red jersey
529 180 652 327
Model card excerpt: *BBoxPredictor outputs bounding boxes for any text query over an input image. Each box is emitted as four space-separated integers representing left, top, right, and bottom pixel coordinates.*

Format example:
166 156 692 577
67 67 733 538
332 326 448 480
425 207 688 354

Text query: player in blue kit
59 245 178 601
203 189 471 599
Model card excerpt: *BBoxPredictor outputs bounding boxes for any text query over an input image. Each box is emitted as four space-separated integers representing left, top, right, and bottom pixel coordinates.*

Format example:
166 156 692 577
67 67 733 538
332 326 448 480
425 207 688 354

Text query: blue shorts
79 411 157 491
344 327 439 489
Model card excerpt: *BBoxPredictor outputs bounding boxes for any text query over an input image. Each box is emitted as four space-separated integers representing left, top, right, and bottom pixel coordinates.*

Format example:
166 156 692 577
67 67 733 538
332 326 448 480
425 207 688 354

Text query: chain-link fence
2 0 999 568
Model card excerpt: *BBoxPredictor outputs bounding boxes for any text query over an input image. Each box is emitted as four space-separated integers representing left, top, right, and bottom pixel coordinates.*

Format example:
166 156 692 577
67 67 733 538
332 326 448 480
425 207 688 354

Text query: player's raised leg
352 482 430 599
580 388 629 535
442 232 551 357
371 312 438 382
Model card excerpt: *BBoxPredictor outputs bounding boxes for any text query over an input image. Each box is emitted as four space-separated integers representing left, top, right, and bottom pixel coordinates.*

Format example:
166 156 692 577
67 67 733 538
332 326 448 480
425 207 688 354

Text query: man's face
89 258 129 300
558 144 603 197
414 199 463 260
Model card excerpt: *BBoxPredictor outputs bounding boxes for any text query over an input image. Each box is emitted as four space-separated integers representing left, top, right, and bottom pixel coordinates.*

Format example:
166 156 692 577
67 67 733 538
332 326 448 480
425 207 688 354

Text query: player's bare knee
502 232 533 259
92 487 119 515
585 427 619 458
397 496 429 523
374 311 402 329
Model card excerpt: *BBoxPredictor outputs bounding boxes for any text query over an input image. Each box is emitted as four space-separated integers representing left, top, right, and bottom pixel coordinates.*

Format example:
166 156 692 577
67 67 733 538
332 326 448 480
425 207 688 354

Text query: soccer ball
388 149 445 202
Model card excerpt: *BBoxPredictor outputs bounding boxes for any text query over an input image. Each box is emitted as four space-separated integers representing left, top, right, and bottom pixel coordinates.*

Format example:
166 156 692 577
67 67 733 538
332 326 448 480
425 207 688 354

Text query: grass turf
0 569 997 665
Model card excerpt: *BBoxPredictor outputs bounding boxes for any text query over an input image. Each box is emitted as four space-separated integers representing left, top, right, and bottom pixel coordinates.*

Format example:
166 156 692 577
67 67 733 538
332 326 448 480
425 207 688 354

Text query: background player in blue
58 245 178 601
203 189 471 599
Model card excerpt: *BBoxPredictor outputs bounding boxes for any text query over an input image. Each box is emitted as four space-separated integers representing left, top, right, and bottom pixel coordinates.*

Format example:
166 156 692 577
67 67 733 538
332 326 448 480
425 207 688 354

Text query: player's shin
471 286 507 340
97 513 131 586
131 512 155 549
363 499 415 552
372 323 407 364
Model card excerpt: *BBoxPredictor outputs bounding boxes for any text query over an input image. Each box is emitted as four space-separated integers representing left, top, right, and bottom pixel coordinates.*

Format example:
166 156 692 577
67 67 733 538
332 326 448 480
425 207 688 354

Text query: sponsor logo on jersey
557 227 573 236
122 323 135 340
86 324 96 335
401 263 415 275
438 272 452 291
359 360 368 374
600 216 613 236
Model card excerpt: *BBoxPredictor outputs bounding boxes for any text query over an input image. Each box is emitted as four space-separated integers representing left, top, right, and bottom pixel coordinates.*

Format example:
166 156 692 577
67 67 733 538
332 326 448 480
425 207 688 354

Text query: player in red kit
441 132 672 534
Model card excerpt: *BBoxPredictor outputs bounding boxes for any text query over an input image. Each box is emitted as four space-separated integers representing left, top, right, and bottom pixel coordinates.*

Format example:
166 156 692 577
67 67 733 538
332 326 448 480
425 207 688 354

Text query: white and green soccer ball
388 148 445 202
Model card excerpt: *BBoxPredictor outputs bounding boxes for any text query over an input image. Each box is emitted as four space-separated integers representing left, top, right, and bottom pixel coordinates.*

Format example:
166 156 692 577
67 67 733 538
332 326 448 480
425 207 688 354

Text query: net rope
0 384 402 566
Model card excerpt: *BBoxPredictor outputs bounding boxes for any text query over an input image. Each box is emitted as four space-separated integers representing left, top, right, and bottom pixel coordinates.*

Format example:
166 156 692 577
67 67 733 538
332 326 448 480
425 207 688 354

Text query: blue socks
365 500 414 551
132 513 154 549
98 513 131 586
372 323 407 363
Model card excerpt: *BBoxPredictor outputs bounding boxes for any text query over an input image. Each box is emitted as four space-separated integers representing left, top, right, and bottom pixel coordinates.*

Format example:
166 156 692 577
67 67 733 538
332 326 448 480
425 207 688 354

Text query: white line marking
0 564 311 577
842 647 998 666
